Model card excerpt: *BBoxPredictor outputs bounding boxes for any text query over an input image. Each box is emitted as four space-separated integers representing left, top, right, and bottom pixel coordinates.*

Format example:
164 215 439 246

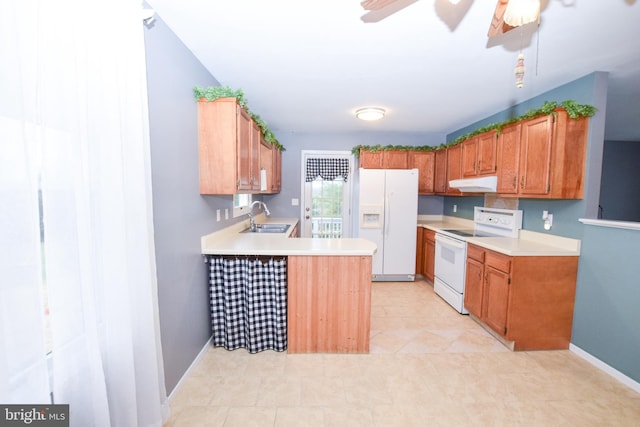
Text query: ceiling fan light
503 0 540 27
356 107 385 121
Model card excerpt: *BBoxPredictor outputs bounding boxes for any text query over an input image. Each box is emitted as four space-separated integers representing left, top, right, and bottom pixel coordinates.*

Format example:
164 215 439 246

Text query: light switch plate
225 208 229 220
216 209 221 222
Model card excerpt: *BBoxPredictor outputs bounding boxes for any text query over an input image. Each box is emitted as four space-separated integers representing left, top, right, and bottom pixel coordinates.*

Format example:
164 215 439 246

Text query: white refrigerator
358 168 418 281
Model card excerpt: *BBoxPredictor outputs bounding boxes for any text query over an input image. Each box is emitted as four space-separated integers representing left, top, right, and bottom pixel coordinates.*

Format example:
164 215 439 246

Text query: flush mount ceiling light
355 107 385 121
503 0 540 27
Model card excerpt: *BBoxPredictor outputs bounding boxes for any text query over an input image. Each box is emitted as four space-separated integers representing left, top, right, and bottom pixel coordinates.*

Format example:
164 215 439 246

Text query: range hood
448 176 498 193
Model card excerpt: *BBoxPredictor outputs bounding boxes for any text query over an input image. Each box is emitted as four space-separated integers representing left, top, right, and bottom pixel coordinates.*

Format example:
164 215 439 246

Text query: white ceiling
146 0 640 141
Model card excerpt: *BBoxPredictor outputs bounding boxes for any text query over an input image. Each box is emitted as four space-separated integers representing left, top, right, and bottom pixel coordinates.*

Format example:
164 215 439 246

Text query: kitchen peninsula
201 216 377 354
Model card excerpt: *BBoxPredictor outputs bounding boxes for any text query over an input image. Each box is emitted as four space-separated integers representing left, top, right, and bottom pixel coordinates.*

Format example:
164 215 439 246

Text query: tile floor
164 279 640 426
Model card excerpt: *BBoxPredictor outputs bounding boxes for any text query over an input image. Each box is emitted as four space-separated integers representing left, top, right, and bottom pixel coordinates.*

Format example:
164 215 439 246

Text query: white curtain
0 0 169 425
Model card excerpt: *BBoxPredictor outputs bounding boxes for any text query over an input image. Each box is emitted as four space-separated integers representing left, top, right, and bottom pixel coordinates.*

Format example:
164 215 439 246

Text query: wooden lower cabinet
464 244 578 350
287 255 372 353
423 229 435 283
415 227 424 275
416 227 435 282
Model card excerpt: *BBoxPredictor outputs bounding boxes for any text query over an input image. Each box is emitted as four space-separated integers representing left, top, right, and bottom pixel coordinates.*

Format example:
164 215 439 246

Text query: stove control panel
474 207 523 238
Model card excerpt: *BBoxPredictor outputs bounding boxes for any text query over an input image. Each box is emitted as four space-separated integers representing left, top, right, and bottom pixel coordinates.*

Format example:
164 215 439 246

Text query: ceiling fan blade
361 0 419 23
361 0 401 11
487 0 516 37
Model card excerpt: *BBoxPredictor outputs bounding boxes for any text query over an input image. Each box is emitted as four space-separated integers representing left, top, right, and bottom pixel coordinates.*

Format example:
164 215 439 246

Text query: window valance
305 158 350 182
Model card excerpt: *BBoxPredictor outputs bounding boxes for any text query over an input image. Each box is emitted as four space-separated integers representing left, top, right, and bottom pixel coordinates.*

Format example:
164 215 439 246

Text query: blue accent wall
599 140 640 221
573 224 640 382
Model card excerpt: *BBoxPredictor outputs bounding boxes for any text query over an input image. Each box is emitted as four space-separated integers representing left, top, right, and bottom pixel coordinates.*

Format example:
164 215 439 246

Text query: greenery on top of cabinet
352 100 596 157
193 85 285 151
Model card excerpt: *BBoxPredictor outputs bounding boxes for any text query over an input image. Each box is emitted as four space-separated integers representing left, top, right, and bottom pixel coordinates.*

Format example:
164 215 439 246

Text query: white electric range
433 207 523 314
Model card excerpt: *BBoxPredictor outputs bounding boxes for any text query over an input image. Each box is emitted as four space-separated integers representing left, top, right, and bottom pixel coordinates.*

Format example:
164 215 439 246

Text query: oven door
434 233 467 293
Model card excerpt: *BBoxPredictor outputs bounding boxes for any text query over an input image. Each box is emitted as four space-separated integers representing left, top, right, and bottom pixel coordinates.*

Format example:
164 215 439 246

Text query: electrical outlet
225 208 229 220
292 198 299 206
453 204 457 213
216 209 221 222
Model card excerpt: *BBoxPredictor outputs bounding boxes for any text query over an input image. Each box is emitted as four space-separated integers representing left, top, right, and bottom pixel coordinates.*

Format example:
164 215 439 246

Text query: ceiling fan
360 0 541 37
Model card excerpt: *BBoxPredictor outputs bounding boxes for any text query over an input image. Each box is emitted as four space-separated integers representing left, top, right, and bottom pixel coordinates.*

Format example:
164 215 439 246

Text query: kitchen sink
241 223 290 234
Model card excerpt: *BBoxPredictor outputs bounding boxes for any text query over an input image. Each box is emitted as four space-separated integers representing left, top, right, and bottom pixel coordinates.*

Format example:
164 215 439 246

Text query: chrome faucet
247 200 271 231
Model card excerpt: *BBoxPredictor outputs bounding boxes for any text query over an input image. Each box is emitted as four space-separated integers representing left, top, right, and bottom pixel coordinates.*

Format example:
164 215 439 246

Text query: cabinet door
271 147 282 192
464 257 484 317
198 98 241 195
383 150 408 168
423 229 435 283
483 266 510 336
236 107 253 191
519 115 553 195
410 151 435 194
496 123 521 194
359 150 383 168
477 130 498 175
415 227 424 275
249 121 261 191
434 149 447 194
260 138 273 193
445 145 462 195
461 138 478 178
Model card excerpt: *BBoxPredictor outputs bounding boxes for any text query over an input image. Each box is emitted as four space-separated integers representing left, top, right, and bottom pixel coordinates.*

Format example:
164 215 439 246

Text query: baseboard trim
569 344 640 394
167 336 213 402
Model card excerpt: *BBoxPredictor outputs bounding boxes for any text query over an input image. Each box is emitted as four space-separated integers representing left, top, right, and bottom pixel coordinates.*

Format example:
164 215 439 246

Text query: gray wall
599 140 640 221
143 17 248 394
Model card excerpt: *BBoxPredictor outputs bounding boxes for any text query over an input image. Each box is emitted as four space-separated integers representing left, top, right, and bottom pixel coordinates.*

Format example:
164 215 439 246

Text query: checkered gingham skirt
208 256 287 353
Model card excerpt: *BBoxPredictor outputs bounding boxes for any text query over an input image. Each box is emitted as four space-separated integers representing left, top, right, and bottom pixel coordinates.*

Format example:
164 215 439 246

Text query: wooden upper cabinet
445 144 462 195
461 138 478 178
259 136 282 194
496 122 521 194
434 148 447 194
462 130 498 178
383 150 408 168
547 109 589 199
477 130 498 175
409 150 435 194
359 149 383 168
496 110 588 199
359 149 408 169
199 98 253 194
271 146 282 193
518 114 553 196
198 97 270 195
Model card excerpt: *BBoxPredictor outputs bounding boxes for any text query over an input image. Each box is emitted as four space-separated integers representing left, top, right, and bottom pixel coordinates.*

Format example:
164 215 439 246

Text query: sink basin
241 223 290 234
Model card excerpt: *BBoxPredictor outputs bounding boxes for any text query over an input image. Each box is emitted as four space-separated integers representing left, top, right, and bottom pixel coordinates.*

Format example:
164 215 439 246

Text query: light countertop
418 216 580 256
201 216 377 256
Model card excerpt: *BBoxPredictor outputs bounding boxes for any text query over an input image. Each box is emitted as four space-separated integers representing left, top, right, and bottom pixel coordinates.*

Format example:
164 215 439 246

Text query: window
233 193 252 217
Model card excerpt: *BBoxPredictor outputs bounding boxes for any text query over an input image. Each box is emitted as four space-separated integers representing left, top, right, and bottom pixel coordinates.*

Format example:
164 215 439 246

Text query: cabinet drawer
486 250 511 273
467 244 485 262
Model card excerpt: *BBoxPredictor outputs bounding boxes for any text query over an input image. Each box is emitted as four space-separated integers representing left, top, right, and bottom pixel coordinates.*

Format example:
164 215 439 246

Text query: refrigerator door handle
384 194 390 238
